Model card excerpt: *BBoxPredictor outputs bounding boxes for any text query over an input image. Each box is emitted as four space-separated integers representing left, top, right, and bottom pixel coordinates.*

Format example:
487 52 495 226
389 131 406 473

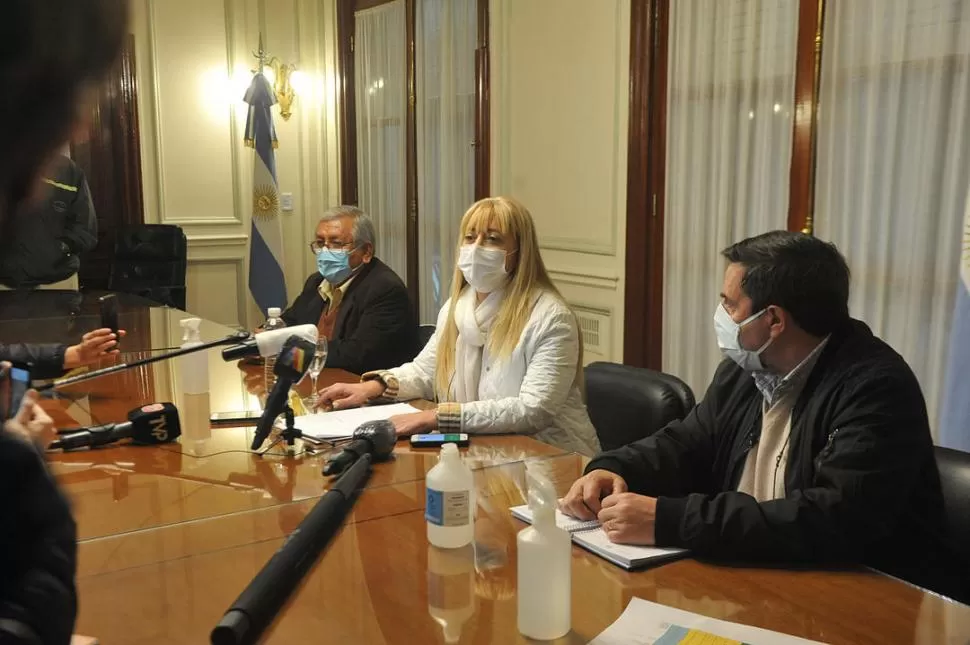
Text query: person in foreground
1 0 128 642
561 231 967 600
319 197 601 456
279 206 418 374
1 328 125 379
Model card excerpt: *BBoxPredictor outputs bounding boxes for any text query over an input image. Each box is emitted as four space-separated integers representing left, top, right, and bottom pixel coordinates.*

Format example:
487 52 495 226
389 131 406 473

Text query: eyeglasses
309 240 355 253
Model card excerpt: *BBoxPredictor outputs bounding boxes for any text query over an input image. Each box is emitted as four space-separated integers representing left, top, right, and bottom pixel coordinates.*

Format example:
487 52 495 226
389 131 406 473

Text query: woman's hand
389 409 437 437
318 380 385 411
64 328 126 369
4 390 57 451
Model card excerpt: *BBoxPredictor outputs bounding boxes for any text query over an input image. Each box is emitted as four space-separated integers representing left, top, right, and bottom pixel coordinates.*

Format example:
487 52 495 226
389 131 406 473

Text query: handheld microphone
322 420 397 476
50 402 181 451
251 335 317 450
221 324 318 361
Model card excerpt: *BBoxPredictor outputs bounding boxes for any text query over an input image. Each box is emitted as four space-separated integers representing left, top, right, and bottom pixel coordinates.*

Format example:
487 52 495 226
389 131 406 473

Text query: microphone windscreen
253 324 318 358
354 420 396 458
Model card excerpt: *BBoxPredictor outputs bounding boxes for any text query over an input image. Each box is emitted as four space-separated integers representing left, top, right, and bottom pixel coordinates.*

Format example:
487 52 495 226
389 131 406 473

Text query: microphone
221 324 318 361
251 335 317 451
50 402 181 451
322 420 397 476
211 452 373 645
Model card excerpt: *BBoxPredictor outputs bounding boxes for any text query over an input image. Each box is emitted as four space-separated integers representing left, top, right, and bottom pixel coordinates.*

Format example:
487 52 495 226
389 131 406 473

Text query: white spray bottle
179 317 209 395
517 465 571 640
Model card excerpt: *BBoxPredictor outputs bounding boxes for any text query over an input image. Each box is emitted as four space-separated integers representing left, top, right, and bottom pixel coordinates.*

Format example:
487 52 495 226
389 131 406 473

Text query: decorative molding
186 234 250 247
186 256 247 327
547 267 620 291
144 0 243 226
492 0 625 257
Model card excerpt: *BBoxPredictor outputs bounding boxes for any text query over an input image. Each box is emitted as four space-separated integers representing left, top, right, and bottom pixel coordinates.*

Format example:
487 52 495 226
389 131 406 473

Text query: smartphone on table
0 362 32 421
98 294 120 348
210 410 262 426
410 433 470 448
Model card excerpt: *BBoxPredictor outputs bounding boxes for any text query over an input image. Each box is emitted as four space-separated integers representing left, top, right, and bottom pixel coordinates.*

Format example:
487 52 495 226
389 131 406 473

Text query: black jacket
280 258 419 374
587 319 968 600
0 157 97 288
0 435 77 644
0 344 65 380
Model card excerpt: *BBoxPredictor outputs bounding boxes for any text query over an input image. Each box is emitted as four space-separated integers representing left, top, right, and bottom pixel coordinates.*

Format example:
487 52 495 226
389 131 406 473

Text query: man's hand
597 492 658 545
4 390 57 451
64 328 126 368
559 469 628 520
389 409 437 437
318 380 385 411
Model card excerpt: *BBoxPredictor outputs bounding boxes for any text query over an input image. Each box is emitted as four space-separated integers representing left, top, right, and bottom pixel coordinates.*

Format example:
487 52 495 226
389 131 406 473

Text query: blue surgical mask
316 248 357 285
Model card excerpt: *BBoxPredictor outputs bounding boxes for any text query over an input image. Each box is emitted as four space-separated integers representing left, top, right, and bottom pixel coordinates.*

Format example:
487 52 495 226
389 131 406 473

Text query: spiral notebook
510 505 688 571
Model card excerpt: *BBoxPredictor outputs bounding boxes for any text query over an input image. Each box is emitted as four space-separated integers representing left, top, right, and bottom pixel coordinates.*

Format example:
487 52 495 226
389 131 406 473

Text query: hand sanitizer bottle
517 466 571 640
179 317 208 395
425 443 474 549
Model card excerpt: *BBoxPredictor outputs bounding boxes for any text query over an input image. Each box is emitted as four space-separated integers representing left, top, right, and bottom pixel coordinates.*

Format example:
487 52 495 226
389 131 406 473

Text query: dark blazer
280 258 419 374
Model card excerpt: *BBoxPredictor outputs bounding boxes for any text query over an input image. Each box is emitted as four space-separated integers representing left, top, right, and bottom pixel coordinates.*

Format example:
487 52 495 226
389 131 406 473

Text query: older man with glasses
279 205 419 374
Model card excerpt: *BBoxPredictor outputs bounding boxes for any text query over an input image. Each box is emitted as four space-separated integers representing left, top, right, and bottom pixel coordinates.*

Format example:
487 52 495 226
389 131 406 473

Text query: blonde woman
318 197 600 456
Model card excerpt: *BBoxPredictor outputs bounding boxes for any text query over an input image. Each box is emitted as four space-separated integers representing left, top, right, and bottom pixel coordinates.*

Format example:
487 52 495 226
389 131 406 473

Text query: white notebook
282 403 420 441
510 504 687 571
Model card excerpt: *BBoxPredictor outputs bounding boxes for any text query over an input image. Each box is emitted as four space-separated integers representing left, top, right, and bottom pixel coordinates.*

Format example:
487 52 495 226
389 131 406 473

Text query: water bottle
261 307 286 390
425 443 474 549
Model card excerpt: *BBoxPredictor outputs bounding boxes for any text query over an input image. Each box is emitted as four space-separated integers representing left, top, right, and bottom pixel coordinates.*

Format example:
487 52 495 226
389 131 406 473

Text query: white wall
489 0 630 363
132 0 341 328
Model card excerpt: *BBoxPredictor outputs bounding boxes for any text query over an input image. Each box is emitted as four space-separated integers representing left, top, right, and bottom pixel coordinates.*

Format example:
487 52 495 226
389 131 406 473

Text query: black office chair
934 446 970 602
418 324 436 349
108 225 187 310
584 362 695 451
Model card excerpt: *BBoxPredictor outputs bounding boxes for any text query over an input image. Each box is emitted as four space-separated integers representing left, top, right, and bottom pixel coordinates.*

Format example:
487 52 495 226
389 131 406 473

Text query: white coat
387 289 601 456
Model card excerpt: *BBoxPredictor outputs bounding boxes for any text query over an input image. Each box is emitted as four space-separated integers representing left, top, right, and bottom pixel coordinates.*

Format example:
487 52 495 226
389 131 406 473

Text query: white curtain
662 0 799 396
416 0 477 323
355 1 408 280
814 0 970 433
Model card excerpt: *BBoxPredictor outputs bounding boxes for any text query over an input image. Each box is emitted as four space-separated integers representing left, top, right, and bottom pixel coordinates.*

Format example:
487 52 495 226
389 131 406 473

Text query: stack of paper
280 403 420 441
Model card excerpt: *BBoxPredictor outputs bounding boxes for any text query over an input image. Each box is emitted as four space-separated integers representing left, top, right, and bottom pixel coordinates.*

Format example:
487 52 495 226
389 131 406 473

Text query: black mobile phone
1 362 31 421
99 294 119 347
210 410 262 426
409 433 470 448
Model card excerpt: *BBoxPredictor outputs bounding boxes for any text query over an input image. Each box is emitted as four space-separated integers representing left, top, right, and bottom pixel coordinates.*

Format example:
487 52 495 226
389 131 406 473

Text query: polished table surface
2 296 968 644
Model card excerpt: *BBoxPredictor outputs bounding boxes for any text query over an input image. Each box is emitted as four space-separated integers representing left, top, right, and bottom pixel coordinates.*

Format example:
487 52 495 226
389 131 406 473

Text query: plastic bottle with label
179 317 209 395
427 543 475 643
425 443 474 548
261 307 286 390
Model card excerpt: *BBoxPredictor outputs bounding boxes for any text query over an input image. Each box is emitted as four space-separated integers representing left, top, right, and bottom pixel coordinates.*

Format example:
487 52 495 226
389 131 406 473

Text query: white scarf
451 286 504 402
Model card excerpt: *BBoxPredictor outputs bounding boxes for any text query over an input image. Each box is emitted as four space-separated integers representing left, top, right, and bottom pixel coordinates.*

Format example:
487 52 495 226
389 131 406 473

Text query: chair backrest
418 324 436 349
935 446 970 573
108 225 187 309
584 362 695 451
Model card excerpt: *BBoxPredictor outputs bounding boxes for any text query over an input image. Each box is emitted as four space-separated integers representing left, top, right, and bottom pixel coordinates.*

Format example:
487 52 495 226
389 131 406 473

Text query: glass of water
308 337 328 407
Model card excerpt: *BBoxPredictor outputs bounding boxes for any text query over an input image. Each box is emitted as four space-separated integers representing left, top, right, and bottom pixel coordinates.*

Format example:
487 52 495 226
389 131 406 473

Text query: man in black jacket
0 155 98 290
562 231 967 602
281 206 419 374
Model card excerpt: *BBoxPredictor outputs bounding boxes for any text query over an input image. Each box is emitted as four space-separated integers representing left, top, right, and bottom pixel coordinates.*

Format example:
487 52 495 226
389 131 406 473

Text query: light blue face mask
316 247 358 285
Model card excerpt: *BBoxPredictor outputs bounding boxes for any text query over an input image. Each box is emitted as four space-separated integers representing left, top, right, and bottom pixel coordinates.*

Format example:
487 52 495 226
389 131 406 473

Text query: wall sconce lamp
253 34 300 121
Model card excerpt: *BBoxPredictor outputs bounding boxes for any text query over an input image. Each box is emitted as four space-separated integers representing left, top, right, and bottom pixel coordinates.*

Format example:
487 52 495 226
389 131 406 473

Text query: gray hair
320 205 376 250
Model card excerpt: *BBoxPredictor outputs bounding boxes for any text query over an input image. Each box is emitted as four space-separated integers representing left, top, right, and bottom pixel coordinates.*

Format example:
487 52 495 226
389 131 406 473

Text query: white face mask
458 244 509 294
713 303 773 372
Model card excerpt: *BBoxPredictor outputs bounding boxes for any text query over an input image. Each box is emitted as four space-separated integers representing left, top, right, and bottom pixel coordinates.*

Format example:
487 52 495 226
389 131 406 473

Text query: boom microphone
322 420 397 476
221 324 318 361
211 452 373 645
50 402 181 451
251 335 317 450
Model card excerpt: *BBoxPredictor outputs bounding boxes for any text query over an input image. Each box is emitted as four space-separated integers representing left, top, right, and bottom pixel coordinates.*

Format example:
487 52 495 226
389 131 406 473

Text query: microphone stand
259 403 307 454
39 330 250 391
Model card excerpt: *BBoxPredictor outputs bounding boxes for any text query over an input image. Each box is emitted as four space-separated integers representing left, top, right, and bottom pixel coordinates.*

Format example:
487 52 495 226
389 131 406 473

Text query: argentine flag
939 190 970 451
244 72 287 316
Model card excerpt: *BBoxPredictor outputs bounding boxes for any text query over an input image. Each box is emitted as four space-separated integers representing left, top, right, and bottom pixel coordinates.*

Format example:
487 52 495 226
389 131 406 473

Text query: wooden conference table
1 291 968 644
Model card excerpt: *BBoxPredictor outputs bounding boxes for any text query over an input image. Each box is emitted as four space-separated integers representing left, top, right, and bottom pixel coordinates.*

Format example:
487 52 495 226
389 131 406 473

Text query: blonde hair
434 197 582 399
